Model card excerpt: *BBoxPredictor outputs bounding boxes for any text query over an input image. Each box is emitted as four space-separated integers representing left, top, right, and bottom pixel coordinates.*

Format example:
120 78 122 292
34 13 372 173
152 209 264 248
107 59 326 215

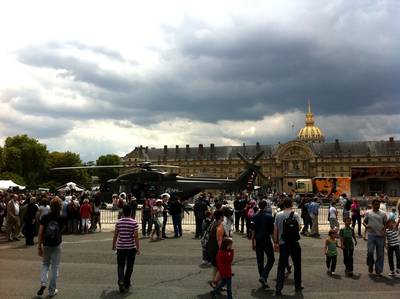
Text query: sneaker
258 277 267 288
37 286 46 296
331 271 335 275
389 271 395 276
118 283 126 293
295 286 304 292
49 289 58 297
201 260 209 265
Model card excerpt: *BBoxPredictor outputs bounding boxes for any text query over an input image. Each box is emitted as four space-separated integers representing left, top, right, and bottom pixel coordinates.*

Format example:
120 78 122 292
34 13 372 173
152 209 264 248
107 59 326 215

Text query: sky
0 0 399 162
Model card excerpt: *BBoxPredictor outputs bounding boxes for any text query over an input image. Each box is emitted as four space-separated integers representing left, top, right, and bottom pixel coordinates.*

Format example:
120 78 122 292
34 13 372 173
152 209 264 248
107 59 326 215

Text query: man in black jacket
193 194 209 238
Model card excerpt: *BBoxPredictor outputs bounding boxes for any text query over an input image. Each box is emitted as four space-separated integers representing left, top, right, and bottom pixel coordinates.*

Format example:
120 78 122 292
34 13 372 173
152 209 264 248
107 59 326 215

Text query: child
385 219 400 276
211 238 234 299
339 217 357 276
201 211 213 265
325 229 340 275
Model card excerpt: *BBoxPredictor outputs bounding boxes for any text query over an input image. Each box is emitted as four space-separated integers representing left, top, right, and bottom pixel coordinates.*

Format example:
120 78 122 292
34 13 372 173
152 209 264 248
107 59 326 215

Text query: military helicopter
52 151 266 202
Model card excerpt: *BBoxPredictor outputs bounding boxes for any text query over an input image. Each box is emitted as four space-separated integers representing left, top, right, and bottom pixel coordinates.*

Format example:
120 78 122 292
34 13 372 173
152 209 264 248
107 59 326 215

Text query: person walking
329 202 340 231
324 230 340 275
309 197 320 238
160 193 170 238
351 199 362 237
299 198 312 235
273 198 303 296
251 200 275 288
141 199 153 238
6 194 21 241
339 217 358 276
234 194 246 233
363 199 387 275
169 197 184 238
112 205 140 293
25 197 39 246
207 210 226 288
194 195 208 239
385 219 400 277
37 197 66 297
210 238 235 299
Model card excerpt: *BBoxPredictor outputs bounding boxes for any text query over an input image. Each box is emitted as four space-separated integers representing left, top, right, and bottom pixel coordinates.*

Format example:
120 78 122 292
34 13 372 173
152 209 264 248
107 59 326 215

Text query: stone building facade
123 105 400 197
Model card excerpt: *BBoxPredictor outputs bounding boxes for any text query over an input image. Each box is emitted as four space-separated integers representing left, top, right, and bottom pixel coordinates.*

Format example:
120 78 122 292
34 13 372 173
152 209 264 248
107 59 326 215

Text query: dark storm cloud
13 0 400 127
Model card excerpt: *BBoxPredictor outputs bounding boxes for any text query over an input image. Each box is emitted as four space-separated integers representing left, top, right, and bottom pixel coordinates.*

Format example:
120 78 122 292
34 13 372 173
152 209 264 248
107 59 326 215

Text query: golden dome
297 100 325 143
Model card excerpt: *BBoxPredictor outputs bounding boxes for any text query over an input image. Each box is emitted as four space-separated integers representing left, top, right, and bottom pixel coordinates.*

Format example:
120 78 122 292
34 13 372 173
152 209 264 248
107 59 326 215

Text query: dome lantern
297 99 325 143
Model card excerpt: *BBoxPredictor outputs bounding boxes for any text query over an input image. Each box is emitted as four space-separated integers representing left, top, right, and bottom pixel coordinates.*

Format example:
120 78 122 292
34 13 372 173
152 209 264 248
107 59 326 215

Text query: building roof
124 138 400 161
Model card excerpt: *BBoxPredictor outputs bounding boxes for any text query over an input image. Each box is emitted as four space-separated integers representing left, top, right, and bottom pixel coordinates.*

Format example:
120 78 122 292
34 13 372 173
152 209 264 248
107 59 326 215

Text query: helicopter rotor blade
152 165 180 169
236 152 251 167
51 165 129 171
252 151 265 164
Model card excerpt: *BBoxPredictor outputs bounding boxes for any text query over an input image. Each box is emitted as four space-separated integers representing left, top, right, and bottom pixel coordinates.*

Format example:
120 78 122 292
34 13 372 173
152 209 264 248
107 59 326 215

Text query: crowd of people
0 189 103 246
1 188 400 298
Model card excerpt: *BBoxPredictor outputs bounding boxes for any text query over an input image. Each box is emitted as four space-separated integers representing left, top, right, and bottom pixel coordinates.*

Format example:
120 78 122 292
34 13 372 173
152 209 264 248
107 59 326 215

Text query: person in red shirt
80 199 92 234
211 238 234 299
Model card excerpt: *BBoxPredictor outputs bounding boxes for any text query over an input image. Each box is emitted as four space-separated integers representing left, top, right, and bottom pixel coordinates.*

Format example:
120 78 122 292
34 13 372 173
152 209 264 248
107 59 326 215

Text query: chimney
199 144 203 152
163 145 168 154
145 146 148 153
256 142 260 152
210 143 215 152
175 145 179 153
186 144 190 153
389 137 394 142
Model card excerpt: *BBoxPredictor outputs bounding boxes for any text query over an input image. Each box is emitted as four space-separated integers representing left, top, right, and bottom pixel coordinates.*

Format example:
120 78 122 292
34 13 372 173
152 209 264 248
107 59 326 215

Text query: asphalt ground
0 225 400 299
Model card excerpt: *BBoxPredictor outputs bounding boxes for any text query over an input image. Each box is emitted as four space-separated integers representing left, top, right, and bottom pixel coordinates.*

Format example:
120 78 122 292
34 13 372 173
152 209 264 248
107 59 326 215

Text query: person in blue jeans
37 197 66 298
363 199 387 275
169 198 184 237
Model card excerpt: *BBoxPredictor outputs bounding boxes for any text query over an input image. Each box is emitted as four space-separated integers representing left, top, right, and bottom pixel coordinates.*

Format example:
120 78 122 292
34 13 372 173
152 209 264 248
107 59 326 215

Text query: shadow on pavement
250 287 274 298
100 289 131 299
368 274 398 286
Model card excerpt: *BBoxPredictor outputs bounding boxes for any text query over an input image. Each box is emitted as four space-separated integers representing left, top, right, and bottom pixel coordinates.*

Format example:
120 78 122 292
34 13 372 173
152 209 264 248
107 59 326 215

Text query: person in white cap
150 199 164 241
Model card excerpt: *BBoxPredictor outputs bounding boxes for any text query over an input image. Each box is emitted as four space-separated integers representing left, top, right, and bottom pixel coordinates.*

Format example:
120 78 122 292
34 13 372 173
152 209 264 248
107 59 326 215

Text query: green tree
0 171 26 186
96 154 121 184
3 135 48 188
47 151 90 187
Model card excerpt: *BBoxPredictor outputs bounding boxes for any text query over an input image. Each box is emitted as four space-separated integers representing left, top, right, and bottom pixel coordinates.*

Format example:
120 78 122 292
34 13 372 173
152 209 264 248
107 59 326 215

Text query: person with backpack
37 196 66 297
273 197 303 296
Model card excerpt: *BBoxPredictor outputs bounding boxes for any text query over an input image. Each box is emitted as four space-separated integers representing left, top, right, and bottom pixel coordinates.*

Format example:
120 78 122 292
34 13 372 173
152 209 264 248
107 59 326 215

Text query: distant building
124 103 400 197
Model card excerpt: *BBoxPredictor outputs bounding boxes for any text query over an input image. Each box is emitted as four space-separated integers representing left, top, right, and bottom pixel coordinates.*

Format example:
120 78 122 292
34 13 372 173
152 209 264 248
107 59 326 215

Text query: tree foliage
47 151 89 187
2 135 48 188
0 171 26 186
96 154 121 184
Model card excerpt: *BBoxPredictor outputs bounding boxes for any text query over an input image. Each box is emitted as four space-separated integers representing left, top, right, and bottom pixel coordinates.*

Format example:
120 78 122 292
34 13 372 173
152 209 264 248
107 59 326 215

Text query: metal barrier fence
100 207 352 225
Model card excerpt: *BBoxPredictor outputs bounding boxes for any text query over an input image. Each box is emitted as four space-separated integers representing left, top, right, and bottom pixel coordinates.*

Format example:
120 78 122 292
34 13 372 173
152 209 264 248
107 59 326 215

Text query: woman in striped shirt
385 218 400 277
112 205 141 293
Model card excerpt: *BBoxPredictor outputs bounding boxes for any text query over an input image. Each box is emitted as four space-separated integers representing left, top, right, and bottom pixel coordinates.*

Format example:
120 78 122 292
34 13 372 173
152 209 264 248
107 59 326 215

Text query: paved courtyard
0 225 399 299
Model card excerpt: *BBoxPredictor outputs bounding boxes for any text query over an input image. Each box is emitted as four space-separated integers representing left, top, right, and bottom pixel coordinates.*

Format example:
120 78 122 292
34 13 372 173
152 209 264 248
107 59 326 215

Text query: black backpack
282 212 300 244
44 220 61 247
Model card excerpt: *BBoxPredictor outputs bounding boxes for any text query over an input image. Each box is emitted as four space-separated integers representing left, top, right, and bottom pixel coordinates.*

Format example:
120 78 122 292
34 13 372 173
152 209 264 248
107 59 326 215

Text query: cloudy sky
0 0 399 161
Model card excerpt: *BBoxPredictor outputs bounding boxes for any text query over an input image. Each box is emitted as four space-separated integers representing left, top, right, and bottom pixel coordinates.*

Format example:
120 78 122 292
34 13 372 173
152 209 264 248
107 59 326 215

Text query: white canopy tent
56 182 85 192
0 180 26 191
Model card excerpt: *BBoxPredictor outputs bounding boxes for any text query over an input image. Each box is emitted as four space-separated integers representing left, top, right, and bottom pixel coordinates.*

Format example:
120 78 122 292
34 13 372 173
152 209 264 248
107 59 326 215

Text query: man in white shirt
329 202 339 231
